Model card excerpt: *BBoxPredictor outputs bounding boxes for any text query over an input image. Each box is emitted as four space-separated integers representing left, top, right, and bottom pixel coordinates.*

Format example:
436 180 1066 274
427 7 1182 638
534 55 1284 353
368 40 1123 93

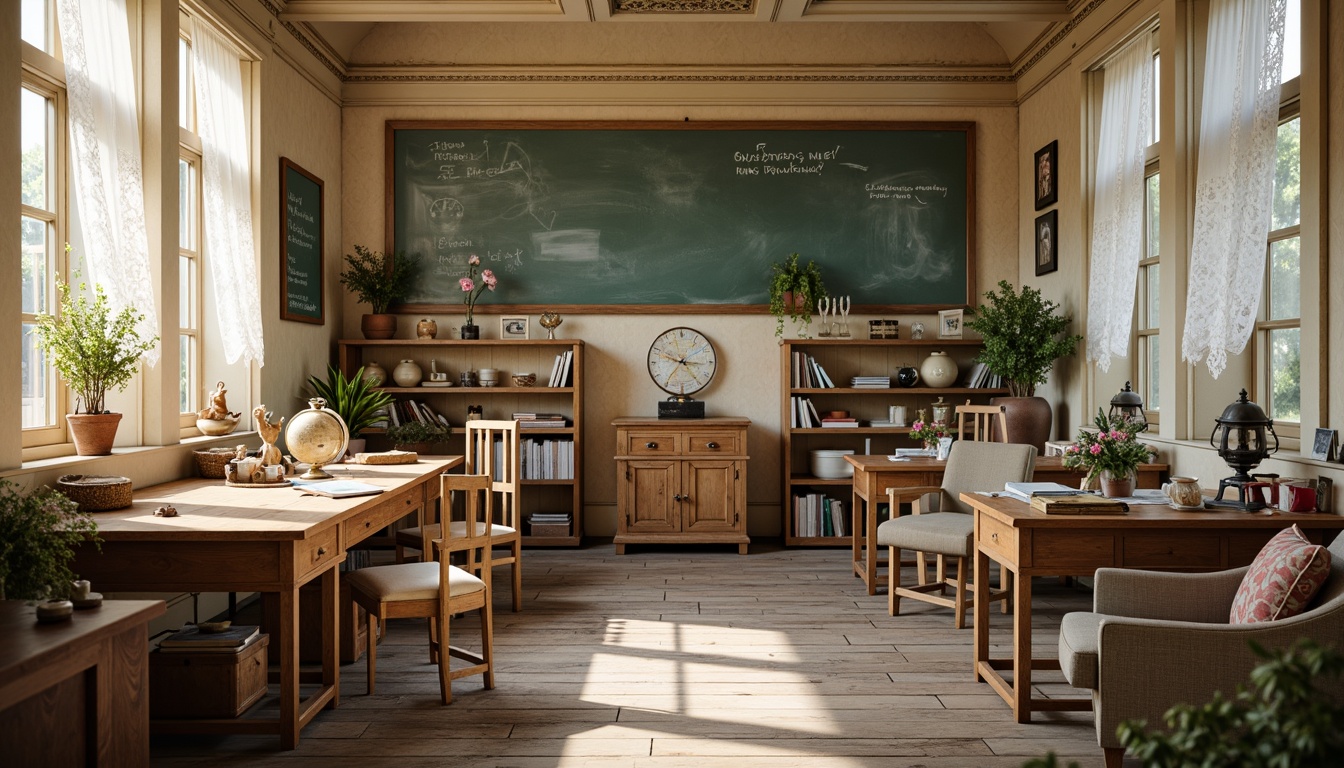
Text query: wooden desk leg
851 475 863 579
323 566 339 710
279 586 300 749
973 547 989 683
1012 572 1033 724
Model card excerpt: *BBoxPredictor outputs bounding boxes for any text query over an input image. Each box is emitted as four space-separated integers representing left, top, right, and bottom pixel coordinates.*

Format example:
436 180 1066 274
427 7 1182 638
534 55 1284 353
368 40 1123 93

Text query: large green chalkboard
386 121 975 312
280 158 324 324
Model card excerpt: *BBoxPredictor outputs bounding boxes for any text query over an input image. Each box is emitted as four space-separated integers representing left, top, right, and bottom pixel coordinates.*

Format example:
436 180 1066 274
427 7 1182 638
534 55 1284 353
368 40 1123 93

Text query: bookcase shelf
780 337 996 547
338 338 584 547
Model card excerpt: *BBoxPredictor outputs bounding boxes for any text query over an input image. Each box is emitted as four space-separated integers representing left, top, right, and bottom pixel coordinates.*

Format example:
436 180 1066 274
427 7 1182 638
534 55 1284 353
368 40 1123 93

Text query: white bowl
810 449 856 479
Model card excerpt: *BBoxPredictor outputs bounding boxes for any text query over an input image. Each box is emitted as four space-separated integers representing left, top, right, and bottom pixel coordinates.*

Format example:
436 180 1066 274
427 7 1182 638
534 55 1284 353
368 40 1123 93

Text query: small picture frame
500 316 529 340
1035 209 1059 276
1310 428 1337 461
1034 140 1058 210
1318 477 1333 513
937 309 963 339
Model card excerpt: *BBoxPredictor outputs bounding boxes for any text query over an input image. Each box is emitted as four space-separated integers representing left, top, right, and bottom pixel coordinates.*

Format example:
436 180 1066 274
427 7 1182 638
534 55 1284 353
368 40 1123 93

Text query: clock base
658 399 705 419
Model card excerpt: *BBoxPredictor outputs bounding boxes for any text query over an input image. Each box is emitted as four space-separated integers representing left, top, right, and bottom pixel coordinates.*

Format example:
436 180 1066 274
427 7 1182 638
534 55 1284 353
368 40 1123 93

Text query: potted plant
908 409 953 453
963 280 1082 451
1061 409 1154 496
339 245 419 339
31 273 159 455
768 253 827 338
458 254 497 339
306 364 395 456
386 421 451 453
0 480 100 601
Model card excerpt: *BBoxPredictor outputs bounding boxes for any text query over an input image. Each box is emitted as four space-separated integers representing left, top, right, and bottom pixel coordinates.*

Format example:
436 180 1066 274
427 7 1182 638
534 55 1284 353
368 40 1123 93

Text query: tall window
1134 42 1160 422
1256 0 1301 429
179 30 203 424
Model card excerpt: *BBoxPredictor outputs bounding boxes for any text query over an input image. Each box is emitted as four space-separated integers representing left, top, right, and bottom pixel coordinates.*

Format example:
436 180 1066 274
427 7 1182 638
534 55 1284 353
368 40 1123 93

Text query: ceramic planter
361 313 398 340
67 412 123 456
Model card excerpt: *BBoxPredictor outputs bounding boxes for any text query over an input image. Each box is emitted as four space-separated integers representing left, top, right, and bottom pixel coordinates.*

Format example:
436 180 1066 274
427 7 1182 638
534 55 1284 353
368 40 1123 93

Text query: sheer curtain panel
1181 0 1286 378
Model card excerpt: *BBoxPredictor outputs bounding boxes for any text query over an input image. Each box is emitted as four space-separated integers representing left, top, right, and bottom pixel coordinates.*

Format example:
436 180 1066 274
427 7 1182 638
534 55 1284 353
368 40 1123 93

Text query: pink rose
460 277 474 292
1089 444 1103 455
1067 445 1080 453
482 269 497 289
468 254 480 266
912 421 924 431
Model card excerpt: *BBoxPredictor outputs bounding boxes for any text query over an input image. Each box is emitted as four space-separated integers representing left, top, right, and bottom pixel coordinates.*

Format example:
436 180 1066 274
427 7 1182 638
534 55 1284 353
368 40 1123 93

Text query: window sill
5 432 259 483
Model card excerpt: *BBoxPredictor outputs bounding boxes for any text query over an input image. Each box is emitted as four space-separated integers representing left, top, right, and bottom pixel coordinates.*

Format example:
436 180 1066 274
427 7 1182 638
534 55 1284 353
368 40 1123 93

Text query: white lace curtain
1086 36 1153 373
191 21 265 367
1181 0 1286 378
56 0 159 365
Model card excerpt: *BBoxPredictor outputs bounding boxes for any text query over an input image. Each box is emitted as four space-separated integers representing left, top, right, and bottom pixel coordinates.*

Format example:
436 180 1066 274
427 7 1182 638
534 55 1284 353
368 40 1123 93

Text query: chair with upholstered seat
956 400 1010 443
396 419 523 612
877 441 1036 626
345 473 496 704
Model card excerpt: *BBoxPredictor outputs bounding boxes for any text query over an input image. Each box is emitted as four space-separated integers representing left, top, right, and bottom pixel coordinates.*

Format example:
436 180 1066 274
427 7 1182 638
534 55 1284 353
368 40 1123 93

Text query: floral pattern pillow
1229 524 1332 624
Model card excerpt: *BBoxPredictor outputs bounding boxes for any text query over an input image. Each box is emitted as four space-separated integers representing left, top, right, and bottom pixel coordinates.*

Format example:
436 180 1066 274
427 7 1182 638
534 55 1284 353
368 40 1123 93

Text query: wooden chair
956 400 1010 443
877 441 1035 627
345 473 495 703
398 420 524 612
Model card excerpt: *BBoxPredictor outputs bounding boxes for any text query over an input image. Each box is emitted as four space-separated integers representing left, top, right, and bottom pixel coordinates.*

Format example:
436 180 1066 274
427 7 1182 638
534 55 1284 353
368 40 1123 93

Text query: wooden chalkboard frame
280 157 325 324
385 120 976 315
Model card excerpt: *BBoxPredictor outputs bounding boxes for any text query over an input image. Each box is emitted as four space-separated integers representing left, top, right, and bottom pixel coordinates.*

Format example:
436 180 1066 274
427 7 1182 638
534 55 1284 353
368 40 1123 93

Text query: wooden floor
151 543 1118 767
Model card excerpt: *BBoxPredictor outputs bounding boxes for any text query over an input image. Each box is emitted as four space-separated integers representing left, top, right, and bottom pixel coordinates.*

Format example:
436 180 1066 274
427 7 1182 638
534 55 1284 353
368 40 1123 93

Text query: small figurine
197 381 241 436
255 406 286 469
154 504 179 517
539 311 563 340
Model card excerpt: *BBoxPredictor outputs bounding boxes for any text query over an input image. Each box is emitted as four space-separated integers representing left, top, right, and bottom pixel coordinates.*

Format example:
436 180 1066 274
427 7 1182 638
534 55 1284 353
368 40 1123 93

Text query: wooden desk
71 458 460 749
844 454 1168 594
1 599 165 767
962 493 1344 723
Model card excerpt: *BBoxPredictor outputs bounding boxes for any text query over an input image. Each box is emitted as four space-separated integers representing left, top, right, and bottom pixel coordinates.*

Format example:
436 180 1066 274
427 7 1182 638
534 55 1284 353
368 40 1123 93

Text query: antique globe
285 398 349 480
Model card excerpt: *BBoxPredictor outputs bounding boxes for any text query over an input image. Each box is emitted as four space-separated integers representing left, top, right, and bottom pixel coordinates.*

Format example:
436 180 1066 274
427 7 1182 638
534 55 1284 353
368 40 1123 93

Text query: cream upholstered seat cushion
1058 611 1103 690
399 522 516 545
344 561 486 602
876 513 972 556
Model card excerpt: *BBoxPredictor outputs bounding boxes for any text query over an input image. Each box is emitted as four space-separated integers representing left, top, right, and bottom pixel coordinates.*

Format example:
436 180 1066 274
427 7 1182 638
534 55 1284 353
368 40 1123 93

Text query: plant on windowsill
386 421 451 454
768 253 827 338
0 479 101 601
30 271 159 456
340 245 419 339
306 364 396 457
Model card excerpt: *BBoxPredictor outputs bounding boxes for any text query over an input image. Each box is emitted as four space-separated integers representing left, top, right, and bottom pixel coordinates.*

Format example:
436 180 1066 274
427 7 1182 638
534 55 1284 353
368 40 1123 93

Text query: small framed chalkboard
280 158 324 324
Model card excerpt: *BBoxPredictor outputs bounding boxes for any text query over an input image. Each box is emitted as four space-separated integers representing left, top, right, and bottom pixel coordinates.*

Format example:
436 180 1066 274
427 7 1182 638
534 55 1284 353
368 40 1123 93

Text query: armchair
1059 533 1344 768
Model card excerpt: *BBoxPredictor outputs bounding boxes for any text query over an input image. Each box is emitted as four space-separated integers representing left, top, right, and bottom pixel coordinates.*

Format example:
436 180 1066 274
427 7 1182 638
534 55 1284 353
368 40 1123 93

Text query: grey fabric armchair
1058 533 1344 768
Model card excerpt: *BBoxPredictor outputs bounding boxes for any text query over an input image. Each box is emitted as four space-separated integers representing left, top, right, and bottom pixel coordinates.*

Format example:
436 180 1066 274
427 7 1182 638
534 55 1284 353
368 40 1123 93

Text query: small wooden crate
530 523 571 537
150 634 269 719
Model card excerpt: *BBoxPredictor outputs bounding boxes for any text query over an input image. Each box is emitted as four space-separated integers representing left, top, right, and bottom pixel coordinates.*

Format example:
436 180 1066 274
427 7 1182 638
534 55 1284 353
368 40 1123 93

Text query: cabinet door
683 459 741 533
622 460 680 534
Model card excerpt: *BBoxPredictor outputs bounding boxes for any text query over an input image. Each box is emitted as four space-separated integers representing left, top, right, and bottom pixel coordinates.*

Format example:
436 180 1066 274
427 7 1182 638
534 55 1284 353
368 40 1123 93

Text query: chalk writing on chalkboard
280 158 324 324
387 122 975 312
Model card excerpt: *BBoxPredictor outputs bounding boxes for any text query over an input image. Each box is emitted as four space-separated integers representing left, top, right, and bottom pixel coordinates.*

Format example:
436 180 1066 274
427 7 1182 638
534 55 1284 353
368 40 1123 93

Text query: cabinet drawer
977 513 1018 564
343 485 422 547
624 431 683 456
684 431 741 455
296 526 340 580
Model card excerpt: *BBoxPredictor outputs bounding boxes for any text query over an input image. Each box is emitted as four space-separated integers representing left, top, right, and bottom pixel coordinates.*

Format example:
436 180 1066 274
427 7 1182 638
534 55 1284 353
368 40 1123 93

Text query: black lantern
1109 381 1147 431
1207 389 1279 510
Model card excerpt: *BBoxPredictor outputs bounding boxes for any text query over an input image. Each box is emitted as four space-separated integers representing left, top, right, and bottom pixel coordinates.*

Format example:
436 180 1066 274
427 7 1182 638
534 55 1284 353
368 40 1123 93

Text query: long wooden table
962 492 1344 723
844 454 1168 594
71 457 460 749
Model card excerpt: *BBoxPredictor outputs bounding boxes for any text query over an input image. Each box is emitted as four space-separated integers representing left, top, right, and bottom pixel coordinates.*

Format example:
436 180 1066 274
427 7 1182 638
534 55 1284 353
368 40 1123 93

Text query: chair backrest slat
956 400 1010 444
465 419 521 530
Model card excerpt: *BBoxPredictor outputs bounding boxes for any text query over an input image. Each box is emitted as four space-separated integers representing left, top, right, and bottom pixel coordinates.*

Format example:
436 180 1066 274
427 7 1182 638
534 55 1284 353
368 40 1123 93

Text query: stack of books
1002 482 1079 503
513 412 569 428
850 376 891 389
820 417 859 428
1029 495 1129 515
158 624 262 654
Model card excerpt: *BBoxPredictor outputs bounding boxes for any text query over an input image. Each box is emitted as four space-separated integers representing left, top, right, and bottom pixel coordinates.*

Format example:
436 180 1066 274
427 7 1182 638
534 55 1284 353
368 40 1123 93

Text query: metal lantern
1207 389 1278 510
1109 380 1147 431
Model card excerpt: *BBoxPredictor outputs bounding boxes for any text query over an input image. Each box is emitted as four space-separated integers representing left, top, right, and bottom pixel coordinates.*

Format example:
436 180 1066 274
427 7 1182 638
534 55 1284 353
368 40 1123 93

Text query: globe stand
298 462 336 481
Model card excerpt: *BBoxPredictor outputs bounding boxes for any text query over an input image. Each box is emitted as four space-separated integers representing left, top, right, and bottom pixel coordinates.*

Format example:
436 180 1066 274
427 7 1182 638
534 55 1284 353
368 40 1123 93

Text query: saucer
1169 502 1206 511
72 593 104 610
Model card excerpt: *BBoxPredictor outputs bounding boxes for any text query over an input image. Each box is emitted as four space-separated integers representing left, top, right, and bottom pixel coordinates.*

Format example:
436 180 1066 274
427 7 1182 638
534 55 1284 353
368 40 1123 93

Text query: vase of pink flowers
459 254 497 339
1062 408 1153 497
908 409 953 454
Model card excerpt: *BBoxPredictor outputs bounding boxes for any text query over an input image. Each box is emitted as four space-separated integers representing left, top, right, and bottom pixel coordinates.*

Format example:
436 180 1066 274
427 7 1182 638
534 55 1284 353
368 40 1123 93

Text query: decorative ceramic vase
896 367 920 388
1162 476 1203 508
461 324 480 340
919 351 959 388
539 312 563 339
416 318 438 339
361 313 397 340
393 359 423 387
931 396 953 425
1100 470 1136 498
284 398 349 480
66 412 122 456
992 396 1054 453
362 361 388 387
459 370 478 387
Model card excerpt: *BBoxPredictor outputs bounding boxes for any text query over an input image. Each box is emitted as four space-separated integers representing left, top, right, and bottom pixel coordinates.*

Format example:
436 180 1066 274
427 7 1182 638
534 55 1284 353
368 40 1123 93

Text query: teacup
1162 476 1203 508
263 464 285 482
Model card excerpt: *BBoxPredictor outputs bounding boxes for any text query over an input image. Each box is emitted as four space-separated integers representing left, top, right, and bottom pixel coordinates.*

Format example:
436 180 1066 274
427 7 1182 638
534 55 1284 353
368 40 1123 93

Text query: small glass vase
461 323 480 340
1100 469 1136 498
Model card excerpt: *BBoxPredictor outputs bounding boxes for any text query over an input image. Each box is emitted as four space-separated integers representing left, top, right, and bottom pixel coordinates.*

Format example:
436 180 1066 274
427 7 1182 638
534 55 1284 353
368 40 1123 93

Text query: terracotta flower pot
67 412 123 456
992 396 1053 452
1100 470 1136 498
361 313 398 340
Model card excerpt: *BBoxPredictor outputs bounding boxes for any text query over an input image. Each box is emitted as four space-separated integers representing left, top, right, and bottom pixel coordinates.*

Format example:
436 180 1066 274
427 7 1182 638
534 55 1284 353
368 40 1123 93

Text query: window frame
1130 36 1161 427
177 24 205 433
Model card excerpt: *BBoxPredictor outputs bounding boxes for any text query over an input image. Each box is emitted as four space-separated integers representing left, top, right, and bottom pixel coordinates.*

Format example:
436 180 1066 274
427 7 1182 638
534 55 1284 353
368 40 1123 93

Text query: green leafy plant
1024 640 1344 768
30 272 159 414
964 280 1082 397
0 480 101 601
339 245 419 315
768 253 827 338
386 420 451 448
306 365 395 438
1062 409 1153 484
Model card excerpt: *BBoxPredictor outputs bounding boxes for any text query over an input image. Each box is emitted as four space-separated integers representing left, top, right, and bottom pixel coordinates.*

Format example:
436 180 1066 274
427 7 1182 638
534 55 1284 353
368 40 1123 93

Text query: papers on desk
891 448 936 458
1002 482 1081 503
291 479 385 498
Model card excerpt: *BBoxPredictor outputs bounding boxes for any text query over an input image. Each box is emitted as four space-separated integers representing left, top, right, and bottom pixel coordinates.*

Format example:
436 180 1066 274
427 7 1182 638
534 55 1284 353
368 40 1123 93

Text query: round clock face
647 327 717 397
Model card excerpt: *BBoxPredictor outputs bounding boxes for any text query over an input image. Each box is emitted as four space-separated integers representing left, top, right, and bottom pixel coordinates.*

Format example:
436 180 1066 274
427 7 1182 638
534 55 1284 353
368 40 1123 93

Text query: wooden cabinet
780 338 1005 546
339 339 584 546
614 417 750 554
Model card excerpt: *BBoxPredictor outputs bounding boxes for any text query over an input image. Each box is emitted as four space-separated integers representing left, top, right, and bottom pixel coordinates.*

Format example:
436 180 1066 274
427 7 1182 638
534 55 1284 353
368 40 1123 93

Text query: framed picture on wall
1035 209 1059 276
1034 140 1058 210
500 316 529 340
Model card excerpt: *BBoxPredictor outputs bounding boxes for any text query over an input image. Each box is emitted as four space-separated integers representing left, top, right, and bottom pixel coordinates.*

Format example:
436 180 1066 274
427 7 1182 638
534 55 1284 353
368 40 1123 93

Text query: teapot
1161 476 1203 508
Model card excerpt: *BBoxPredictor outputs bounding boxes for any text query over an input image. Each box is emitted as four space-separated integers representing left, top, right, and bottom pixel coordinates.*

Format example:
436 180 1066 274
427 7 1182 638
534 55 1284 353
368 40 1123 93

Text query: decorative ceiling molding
343 64 1014 84
257 0 346 78
798 0 1069 23
1011 0 1105 80
612 0 756 13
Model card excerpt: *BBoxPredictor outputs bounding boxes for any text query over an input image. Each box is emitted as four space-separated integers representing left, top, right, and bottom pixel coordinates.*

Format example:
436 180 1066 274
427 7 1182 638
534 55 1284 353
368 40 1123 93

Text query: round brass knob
707 442 719 449
646 442 657 449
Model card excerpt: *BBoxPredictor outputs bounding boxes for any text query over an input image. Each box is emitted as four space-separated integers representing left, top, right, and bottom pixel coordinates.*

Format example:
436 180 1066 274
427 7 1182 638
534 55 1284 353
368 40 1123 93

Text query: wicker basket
56 474 133 512
194 448 238 479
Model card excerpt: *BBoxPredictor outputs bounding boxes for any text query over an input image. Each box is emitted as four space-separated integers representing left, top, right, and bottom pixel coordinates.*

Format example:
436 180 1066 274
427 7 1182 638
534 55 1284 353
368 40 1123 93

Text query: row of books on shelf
793 493 848 538
960 362 1004 389
520 438 575 480
789 397 896 429
546 351 576 387
370 399 451 430
790 351 837 389
512 412 569 429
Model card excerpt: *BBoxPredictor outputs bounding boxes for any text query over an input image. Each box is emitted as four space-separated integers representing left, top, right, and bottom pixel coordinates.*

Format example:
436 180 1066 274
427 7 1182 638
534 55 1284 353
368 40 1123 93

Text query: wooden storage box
150 634 269 719
530 523 571 537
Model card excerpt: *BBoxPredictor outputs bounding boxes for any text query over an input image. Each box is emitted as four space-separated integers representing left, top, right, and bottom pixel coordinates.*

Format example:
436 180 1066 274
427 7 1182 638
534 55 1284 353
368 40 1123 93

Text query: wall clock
647 327 716 419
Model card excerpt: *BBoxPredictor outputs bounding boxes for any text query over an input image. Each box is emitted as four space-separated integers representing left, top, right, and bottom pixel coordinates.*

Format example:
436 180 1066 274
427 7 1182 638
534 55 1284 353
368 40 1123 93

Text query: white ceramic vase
393 359 423 387
919 351 959 388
